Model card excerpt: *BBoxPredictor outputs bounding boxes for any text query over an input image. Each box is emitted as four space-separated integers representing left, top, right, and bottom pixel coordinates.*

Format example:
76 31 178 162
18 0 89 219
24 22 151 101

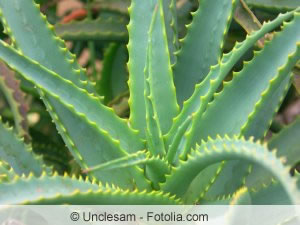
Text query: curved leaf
165 9 299 152
186 12 300 150
161 137 299 204
0 40 144 155
0 41 151 190
0 0 150 189
246 117 300 189
176 10 300 201
0 174 179 205
249 181 293 204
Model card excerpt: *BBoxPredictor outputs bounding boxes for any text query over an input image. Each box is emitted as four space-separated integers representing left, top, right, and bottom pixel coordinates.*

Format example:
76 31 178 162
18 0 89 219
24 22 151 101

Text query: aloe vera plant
0 0 299 206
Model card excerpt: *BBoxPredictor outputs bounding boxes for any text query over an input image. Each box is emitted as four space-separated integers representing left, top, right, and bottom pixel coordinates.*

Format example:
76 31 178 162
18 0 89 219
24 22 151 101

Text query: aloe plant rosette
0 0 299 205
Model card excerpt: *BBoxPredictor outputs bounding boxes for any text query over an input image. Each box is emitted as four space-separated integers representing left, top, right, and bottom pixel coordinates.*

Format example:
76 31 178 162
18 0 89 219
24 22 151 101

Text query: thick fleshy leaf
0 0 95 92
179 11 300 201
127 0 158 137
144 44 165 157
84 150 170 187
173 0 234 105
161 137 299 205
228 183 292 205
0 41 150 190
268 117 300 167
246 117 300 189
165 9 299 157
0 174 179 205
162 0 179 64
146 0 179 135
0 0 149 189
0 45 144 154
128 0 179 136
187 12 300 149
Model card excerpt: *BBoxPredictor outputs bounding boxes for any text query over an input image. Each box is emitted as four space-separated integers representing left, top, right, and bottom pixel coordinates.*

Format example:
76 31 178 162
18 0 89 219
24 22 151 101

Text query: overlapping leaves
0 0 299 205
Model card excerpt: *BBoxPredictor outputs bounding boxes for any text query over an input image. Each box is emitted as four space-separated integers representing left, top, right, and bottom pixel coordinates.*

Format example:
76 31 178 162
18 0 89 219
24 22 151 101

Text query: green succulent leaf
180 12 300 200
210 181 293 205
247 117 300 189
0 118 45 176
162 0 179 64
55 17 128 42
197 194 233 205
182 163 225 204
249 182 294 204
0 0 299 208
239 72 291 139
205 182 293 205
0 0 95 93
146 0 179 136
0 2 137 188
229 187 252 205
173 0 235 105
228 183 293 206
84 150 170 188
84 151 149 173
0 41 145 155
0 173 100 204
0 0 148 188
0 40 151 190
128 0 179 137
268 117 300 167
0 174 179 205
46 99 150 190
161 137 300 205
165 9 299 153
187 11 300 150
202 161 250 202
144 47 166 156
167 115 192 164
0 2 106 176
127 0 158 138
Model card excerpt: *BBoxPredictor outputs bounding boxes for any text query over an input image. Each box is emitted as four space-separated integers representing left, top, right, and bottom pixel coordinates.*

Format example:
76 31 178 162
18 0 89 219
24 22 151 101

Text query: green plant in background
0 0 299 206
